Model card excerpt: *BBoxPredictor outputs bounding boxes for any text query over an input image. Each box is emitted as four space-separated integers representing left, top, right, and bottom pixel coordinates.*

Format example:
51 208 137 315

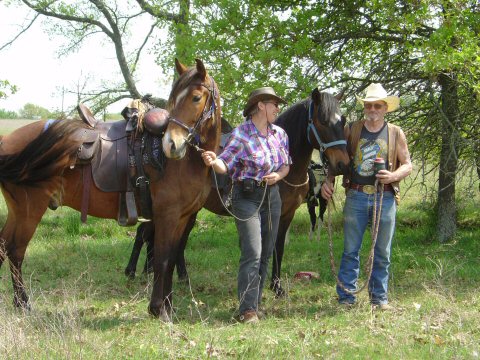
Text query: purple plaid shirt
218 119 291 181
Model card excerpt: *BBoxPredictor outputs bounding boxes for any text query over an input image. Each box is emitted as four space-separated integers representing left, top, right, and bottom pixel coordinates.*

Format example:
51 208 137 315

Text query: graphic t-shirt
351 123 388 185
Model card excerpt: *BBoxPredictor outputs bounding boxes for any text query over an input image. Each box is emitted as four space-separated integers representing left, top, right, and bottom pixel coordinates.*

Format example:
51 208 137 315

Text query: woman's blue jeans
232 183 281 315
337 189 396 305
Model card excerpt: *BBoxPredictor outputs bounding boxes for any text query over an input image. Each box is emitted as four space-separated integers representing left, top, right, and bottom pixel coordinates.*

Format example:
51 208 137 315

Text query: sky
0 4 171 114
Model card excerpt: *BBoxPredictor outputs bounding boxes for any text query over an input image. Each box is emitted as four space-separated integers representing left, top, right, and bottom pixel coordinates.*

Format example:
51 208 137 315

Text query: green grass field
0 120 479 358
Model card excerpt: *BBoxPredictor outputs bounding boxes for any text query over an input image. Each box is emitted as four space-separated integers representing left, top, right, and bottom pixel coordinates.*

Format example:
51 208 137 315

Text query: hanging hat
356 83 400 112
243 87 287 117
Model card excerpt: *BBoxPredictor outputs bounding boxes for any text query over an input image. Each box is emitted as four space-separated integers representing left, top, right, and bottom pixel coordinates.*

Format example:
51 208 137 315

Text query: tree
0 79 17 99
7 0 176 112
19 103 51 119
5 1 479 241
0 108 18 119
178 0 479 242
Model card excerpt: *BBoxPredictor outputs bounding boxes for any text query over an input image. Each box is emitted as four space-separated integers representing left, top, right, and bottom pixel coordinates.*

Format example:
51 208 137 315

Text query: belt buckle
362 185 376 195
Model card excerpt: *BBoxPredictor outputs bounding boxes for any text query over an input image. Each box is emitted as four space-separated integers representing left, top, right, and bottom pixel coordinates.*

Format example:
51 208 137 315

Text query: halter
306 99 347 152
167 77 217 147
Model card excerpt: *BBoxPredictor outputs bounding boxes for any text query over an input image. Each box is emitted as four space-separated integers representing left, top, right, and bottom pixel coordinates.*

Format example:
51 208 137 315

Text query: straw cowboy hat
243 87 287 117
356 83 400 113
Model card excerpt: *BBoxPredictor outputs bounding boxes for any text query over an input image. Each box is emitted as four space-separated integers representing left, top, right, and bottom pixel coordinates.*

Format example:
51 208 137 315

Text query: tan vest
346 120 401 204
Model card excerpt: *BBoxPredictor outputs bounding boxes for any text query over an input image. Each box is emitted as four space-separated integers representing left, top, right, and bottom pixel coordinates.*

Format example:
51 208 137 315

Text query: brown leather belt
349 183 393 194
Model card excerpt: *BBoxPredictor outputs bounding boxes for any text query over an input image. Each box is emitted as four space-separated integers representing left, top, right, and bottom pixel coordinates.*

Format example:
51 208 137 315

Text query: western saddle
58 101 169 226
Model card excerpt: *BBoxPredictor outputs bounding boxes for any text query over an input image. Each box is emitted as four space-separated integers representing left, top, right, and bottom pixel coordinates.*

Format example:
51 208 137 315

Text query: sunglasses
364 103 385 110
263 101 280 109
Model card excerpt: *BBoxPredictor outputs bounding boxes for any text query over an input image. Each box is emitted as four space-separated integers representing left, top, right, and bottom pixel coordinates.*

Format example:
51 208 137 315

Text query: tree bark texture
436 73 459 242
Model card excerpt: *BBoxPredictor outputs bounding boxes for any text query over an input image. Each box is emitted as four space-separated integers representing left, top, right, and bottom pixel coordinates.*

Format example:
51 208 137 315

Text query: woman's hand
201 151 217 167
262 172 280 185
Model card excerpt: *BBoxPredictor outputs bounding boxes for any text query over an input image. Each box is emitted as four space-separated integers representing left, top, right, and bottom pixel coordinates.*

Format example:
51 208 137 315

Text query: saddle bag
73 129 101 163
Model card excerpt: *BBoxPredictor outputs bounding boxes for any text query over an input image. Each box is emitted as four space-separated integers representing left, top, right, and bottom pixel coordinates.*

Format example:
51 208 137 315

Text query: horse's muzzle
162 132 187 159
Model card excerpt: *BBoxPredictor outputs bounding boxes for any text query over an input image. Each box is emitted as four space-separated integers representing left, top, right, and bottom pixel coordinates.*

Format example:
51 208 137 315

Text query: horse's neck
287 133 313 182
289 143 313 182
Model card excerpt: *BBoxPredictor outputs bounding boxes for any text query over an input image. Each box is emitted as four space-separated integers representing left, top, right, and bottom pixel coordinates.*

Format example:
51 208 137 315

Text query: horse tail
0 120 84 186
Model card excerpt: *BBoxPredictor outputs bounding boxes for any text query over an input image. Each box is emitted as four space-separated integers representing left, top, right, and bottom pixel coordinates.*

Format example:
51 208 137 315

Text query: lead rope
326 180 384 295
190 143 269 222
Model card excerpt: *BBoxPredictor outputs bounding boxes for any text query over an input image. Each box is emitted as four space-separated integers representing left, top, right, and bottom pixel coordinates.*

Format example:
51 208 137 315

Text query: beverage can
374 158 386 174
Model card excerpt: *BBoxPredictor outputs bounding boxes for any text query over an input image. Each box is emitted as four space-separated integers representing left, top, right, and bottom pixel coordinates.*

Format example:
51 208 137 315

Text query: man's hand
321 180 335 200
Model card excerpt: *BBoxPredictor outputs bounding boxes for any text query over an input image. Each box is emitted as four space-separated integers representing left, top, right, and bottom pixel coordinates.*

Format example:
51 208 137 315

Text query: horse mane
315 91 340 125
275 99 310 151
0 120 85 185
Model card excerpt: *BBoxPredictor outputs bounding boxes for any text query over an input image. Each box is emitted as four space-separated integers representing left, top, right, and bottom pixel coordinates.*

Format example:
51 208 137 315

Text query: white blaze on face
333 112 342 125
174 88 189 107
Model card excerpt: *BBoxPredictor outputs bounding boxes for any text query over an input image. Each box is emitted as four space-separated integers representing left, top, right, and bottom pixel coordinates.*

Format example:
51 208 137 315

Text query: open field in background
0 118 479 358
0 119 38 134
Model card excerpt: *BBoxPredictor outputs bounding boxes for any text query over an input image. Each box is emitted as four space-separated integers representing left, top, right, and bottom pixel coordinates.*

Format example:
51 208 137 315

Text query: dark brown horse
125 89 350 297
0 59 221 321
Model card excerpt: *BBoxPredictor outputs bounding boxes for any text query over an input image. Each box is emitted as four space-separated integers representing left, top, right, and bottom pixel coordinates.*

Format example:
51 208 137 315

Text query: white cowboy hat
356 83 400 113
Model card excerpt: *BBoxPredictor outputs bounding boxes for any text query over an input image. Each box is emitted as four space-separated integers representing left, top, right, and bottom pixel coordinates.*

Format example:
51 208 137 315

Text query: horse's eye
193 95 202 102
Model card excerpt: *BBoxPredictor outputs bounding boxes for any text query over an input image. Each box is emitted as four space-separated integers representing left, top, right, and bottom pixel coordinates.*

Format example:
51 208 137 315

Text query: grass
0 121 479 358
0 179 479 359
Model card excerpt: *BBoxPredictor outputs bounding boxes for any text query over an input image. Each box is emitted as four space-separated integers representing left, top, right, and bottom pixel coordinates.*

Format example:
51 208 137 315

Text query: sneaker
372 303 394 311
239 310 259 324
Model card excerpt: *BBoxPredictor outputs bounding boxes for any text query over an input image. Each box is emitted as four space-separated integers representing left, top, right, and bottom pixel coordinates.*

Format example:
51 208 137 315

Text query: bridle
167 77 217 148
306 99 347 153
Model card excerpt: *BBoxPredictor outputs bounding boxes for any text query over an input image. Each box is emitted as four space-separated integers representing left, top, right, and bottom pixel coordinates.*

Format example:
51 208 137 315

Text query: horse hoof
270 283 286 298
143 266 154 275
125 268 136 280
148 305 172 323
177 273 189 283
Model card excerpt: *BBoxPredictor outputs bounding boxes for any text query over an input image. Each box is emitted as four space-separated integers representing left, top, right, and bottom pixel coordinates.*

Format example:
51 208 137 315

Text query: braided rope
326 180 384 295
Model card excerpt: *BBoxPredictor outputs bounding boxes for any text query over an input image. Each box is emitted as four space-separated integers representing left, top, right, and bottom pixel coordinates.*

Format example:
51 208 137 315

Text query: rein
186 138 269 223
167 77 217 148
325 180 384 295
281 174 309 188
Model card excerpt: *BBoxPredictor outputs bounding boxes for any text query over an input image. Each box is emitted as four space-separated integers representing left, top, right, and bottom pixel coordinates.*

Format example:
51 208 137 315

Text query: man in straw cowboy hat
202 87 291 323
321 83 412 310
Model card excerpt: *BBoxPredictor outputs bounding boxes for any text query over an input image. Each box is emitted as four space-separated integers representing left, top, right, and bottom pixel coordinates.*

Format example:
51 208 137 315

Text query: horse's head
162 58 220 159
308 88 350 176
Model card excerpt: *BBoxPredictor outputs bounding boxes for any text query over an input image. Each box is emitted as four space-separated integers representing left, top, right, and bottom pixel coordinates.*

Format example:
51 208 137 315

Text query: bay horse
0 58 221 322
125 89 350 297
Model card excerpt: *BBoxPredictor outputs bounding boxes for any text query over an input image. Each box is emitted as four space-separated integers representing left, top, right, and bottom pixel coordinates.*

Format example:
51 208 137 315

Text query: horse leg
270 213 295 298
176 212 197 282
125 222 148 279
142 222 155 275
1 186 49 309
148 223 180 322
307 202 317 239
319 195 327 222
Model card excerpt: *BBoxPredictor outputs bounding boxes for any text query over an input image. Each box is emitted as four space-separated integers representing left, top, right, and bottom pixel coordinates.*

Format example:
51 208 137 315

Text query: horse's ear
175 58 188 75
311 88 321 102
335 88 346 102
195 59 207 80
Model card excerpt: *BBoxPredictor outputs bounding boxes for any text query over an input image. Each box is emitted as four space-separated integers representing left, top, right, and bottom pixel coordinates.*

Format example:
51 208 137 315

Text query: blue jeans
232 183 281 314
337 189 396 305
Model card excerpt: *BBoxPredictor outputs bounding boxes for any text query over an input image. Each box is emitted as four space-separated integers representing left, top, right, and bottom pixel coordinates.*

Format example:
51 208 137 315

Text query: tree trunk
436 73 459 242
475 142 480 191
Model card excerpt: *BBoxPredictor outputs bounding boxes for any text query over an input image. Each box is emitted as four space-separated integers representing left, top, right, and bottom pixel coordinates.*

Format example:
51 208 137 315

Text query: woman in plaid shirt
202 87 291 323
